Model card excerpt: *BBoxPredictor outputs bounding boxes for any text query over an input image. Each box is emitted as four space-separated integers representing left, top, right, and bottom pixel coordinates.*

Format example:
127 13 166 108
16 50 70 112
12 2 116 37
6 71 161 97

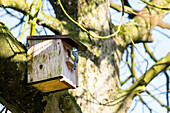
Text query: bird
71 47 78 70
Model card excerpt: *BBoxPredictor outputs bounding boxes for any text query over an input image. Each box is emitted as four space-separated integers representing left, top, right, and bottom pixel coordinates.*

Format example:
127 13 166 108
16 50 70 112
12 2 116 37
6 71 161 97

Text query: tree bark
0 0 169 113
48 0 169 112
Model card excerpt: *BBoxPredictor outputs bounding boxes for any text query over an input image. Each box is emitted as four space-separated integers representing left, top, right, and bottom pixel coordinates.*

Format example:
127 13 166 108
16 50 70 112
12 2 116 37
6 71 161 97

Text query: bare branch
138 95 152 112
126 48 131 70
0 0 68 34
154 28 170 38
140 0 170 10
131 45 139 81
4 8 21 20
144 43 157 62
109 1 137 15
30 0 42 35
144 43 170 112
127 52 170 95
144 43 170 71
10 15 25 31
0 96 24 113
0 106 5 113
142 52 170 85
120 0 169 45
146 90 170 111
120 48 133 85
157 20 170 29
18 14 29 41
121 75 132 86
164 71 170 112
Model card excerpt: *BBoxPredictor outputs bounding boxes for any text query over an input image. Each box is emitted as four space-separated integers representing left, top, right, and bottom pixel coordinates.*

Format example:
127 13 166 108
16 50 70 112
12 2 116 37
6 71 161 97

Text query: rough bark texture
48 0 169 112
0 0 169 113
49 0 129 112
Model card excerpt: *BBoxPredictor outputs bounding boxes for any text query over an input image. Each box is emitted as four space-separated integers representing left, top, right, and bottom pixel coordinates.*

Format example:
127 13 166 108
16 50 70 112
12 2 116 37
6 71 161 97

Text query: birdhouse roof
27 35 87 51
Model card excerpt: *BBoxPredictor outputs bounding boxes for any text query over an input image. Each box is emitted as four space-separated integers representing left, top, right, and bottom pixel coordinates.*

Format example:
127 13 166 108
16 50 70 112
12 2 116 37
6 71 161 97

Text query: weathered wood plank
27 35 87 51
27 37 79 92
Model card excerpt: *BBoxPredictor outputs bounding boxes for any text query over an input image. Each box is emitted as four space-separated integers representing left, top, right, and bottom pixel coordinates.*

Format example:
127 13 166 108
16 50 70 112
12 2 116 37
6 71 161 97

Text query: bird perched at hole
71 47 78 70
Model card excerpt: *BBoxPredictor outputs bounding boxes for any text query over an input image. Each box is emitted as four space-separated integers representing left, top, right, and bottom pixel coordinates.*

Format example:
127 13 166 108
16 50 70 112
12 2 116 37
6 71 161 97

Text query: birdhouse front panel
62 41 78 87
27 39 63 82
27 35 82 92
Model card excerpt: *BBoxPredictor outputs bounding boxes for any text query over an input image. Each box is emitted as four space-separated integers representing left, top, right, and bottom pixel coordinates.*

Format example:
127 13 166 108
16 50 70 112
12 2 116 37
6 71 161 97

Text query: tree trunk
49 0 129 112
49 0 169 112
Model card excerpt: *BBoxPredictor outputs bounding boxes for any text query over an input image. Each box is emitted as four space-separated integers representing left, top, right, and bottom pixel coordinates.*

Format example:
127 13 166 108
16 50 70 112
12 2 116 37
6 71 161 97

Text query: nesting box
27 35 86 92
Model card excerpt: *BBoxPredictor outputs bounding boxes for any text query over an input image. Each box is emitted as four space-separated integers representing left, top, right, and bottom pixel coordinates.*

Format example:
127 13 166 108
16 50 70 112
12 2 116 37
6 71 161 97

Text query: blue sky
110 0 170 113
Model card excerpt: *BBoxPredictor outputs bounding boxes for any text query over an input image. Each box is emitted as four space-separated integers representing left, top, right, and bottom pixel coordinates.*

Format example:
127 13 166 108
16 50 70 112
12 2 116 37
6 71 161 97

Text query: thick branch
0 0 68 34
157 20 170 29
0 96 24 113
140 0 170 10
110 1 136 15
116 0 169 45
119 53 170 112
128 52 170 92
144 43 170 112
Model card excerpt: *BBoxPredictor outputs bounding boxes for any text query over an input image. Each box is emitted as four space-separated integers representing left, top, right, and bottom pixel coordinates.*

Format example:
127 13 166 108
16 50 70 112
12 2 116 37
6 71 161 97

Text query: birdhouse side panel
61 42 77 87
27 39 63 83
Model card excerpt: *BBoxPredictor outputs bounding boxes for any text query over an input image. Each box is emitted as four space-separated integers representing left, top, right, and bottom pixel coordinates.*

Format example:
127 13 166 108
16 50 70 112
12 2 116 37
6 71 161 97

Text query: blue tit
71 47 78 70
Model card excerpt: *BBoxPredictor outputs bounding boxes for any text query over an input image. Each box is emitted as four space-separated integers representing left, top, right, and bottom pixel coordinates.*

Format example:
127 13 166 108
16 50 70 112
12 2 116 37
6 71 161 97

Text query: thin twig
0 106 5 113
131 45 139 81
164 71 170 113
146 90 170 111
138 94 152 113
121 75 132 85
30 0 42 35
4 8 21 19
144 43 157 62
10 16 24 31
18 14 29 41
126 48 131 70
19 0 37 41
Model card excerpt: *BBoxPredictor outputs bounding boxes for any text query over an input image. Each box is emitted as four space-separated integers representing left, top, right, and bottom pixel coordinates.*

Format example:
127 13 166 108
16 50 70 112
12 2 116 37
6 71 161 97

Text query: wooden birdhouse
27 35 86 93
